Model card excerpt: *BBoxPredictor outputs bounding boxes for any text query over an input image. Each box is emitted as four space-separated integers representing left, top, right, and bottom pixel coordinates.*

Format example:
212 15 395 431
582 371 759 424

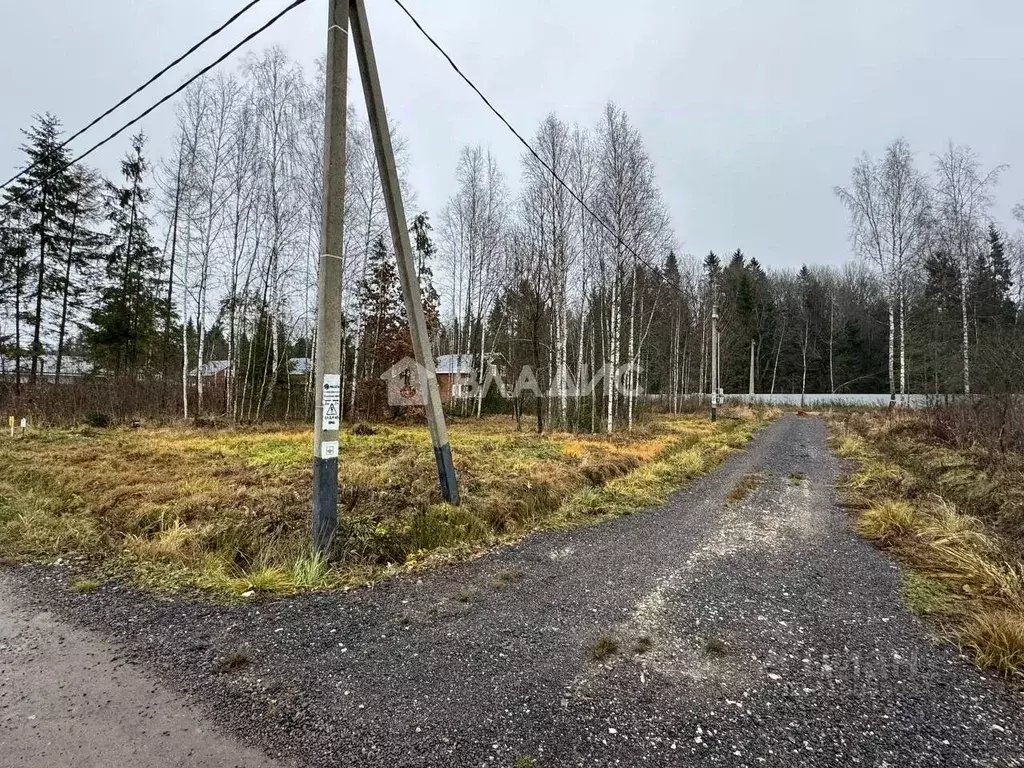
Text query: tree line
1 47 1022 428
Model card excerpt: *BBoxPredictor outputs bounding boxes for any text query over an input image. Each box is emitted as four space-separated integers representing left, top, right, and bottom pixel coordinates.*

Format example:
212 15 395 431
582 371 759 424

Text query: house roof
436 354 475 375
0 354 92 376
288 357 312 375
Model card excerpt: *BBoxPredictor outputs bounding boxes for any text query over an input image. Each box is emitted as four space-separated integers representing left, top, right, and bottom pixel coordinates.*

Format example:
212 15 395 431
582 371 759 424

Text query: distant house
190 360 231 380
288 357 313 376
379 354 481 406
189 358 313 381
0 354 92 382
436 354 476 401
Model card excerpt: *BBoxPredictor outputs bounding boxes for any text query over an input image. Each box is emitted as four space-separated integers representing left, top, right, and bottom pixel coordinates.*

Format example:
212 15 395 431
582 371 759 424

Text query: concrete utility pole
749 338 755 396
710 300 719 422
311 0 350 552
350 0 460 504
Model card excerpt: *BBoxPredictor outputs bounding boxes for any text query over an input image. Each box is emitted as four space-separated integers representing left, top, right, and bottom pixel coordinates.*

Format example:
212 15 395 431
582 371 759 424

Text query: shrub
83 412 111 428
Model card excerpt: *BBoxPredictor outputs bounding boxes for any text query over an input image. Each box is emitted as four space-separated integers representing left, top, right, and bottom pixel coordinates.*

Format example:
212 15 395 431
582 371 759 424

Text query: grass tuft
856 500 918 543
292 551 330 589
633 635 653 654
490 568 524 588
957 611 1024 676
704 637 728 656
589 633 619 661
70 577 100 594
214 649 252 674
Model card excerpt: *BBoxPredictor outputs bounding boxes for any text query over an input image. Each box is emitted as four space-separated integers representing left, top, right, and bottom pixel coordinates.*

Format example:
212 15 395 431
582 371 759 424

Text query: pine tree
86 133 166 374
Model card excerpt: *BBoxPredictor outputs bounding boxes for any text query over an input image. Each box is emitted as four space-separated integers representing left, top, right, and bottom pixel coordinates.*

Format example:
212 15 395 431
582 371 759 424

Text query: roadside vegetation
0 409 766 598
831 407 1024 675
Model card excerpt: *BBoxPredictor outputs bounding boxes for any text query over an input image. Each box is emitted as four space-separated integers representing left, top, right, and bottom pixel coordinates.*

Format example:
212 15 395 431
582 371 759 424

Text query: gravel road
2 415 1023 767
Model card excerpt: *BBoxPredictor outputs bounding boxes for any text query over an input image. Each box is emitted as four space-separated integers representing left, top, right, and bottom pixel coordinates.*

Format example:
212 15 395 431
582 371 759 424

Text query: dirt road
0 580 287 766
2 416 1022 766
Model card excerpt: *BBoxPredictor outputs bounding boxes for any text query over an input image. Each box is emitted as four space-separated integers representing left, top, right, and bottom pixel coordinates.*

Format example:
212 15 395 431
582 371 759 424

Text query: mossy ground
0 409 764 598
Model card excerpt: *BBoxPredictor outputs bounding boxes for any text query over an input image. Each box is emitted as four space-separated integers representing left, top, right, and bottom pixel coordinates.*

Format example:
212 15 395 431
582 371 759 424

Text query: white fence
721 393 958 408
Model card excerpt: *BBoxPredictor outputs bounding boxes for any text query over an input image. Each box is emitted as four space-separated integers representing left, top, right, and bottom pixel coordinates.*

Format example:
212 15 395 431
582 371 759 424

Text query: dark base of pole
710 406 717 423
312 455 339 552
433 442 460 505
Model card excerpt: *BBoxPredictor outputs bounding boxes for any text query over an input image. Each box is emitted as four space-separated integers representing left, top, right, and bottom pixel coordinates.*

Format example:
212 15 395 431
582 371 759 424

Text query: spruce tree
975 225 1015 328
86 133 166 374
410 213 442 340
53 167 106 381
357 234 409 378
1 113 77 382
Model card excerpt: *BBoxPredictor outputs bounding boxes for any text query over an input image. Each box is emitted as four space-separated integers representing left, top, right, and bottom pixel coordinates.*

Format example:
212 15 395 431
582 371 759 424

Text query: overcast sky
2 0 1022 269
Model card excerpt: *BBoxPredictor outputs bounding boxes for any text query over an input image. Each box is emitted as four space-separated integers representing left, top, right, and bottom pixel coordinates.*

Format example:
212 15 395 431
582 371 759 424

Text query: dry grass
0 414 765 597
726 472 764 503
855 500 918 543
833 410 1024 676
957 611 1024 675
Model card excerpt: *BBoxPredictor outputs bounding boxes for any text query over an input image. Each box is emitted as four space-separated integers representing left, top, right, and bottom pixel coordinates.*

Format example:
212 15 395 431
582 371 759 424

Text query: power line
389 0 689 299
0 0 269 193
0 0 311 214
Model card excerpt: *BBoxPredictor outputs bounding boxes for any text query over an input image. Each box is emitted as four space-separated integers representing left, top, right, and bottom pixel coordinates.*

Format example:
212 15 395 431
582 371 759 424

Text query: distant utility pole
311 0 350 552
749 339 755 396
311 0 460 551
710 300 719 422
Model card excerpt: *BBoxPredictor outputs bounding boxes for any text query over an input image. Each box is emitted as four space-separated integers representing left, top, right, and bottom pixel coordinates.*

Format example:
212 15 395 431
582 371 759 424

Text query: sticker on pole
322 374 341 431
321 440 339 459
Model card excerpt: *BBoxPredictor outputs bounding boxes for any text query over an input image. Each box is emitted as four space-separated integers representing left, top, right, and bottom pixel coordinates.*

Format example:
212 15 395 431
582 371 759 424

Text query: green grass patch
70 577 100 594
901 571 957 616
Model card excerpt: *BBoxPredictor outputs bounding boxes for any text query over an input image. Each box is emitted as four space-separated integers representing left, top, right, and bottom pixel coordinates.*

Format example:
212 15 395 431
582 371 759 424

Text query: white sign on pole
321 440 339 459
322 374 341 431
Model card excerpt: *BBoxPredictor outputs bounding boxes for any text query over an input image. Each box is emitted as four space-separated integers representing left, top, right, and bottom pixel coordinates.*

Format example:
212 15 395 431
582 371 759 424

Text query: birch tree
933 143 1003 395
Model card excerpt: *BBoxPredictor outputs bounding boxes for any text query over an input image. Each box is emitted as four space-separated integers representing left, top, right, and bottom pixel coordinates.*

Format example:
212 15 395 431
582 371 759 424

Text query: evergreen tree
357 234 409 378
86 133 166 374
410 213 441 341
703 251 721 285
974 225 1015 329
52 167 106 381
663 249 680 287
1 113 77 382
